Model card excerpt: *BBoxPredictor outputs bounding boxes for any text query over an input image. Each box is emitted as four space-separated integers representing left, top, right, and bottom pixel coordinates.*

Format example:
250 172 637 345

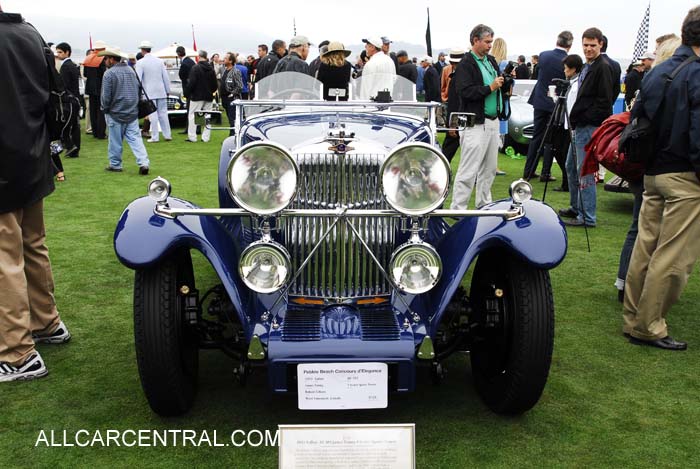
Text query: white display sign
279 424 415 469
297 362 388 410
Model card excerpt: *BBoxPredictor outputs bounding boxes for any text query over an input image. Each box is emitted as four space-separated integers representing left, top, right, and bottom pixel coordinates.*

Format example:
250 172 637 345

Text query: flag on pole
425 7 433 57
632 3 650 61
89 32 93 49
191 24 198 62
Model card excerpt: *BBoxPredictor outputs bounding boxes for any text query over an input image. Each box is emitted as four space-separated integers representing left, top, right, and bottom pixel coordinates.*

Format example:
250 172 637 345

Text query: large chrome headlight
227 142 298 215
389 242 442 294
509 179 533 204
381 143 450 216
239 240 291 293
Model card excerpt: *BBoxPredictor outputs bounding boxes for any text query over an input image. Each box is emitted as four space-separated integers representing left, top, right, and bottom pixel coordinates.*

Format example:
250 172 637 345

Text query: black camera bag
619 55 699 163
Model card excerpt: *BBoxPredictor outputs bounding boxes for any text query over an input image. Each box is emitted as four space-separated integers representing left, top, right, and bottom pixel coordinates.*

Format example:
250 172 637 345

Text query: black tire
469 250 554 415
134 251 199 416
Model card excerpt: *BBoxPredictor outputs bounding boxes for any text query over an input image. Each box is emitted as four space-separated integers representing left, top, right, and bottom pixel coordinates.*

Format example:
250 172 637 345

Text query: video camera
551 78 571 97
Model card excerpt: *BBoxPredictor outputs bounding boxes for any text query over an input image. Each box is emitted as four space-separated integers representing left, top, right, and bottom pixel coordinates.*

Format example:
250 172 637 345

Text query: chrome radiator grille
284 152 397 299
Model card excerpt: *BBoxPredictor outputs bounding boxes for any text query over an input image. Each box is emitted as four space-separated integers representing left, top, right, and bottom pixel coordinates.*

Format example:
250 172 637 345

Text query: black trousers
88 94 106 138
62 110 81 156
523 108 551 179
223 99 236 136
441 132 460 161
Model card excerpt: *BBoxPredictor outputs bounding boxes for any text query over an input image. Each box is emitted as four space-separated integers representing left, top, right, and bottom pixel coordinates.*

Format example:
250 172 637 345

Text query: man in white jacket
358 37 396 100
134 40 171 142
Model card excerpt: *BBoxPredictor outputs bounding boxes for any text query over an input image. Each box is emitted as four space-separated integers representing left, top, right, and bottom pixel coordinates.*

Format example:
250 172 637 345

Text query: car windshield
512 79 536 98
248 72 424 119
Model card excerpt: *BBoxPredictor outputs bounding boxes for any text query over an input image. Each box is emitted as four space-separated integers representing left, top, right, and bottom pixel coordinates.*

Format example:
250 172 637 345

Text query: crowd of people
1 1 699 381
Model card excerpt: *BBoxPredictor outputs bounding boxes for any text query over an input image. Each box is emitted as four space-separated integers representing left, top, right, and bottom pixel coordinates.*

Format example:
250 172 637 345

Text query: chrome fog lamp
381 142 450 216
389 242 442 294
148 177 171 202
239 240 291 293
227 142 298 215
509 179 533 204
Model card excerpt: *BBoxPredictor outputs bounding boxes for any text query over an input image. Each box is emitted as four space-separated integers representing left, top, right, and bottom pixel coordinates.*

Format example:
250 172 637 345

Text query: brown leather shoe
629 336 687 350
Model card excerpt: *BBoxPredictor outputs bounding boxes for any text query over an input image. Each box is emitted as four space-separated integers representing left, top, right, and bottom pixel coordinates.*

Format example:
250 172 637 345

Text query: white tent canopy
153 43 197 59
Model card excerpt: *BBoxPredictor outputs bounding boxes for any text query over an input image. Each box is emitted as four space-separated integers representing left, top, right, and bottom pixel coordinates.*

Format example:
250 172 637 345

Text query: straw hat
323 41 351 58
98 46 127 59
93 40 107 50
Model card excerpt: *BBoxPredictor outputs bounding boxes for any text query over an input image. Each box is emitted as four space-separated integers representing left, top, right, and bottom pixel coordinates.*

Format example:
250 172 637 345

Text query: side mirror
449 112 476 130
194 110 223 127
436 112 476 132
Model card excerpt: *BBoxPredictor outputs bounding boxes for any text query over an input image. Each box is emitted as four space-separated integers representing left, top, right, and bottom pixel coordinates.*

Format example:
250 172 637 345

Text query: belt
485 115 497 120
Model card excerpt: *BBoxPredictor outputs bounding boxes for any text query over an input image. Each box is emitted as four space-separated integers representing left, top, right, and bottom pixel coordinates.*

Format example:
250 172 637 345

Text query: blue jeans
106 115 150 169
565 125 597 225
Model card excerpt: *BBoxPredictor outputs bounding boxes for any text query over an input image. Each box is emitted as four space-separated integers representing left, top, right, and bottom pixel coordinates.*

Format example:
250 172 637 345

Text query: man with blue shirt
523 31 573 181
450 24 504 209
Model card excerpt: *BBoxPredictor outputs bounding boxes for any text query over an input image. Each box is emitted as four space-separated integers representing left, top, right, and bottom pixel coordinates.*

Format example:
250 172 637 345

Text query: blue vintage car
114 72 567 416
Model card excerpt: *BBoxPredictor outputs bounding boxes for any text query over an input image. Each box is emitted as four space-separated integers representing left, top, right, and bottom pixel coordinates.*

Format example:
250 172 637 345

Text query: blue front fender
113 197 252 329
427 199 567 332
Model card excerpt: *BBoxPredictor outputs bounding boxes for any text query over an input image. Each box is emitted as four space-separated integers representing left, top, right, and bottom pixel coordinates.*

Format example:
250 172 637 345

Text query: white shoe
147 138 159 143
0 353 48 382
33 320 71 344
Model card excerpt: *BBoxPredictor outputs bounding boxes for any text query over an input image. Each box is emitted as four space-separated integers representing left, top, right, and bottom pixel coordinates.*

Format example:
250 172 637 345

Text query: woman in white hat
316 41 353 101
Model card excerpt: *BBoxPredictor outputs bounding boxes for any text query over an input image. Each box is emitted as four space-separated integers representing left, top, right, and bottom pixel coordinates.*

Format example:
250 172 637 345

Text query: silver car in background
501 79 536 153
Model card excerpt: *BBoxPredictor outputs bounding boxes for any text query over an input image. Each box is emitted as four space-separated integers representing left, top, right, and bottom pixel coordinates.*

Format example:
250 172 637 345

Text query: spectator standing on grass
176 45 195 135
621 6 700 352
100 47 150 174
523 31 573 181
83 40 107 139
557 27 614 228
316 41 353 101
185 50 218 143
441 48 465 162
135 40 172 143
397 50 417 83
55 42 81 160
531 55 539 79
358 37 396 100
256 39 286 82
421 56 441 103
450 24 503 209
274 36 311 74
220 52 243 135
0 7 71 383
236 55 250 99
515 55 529 79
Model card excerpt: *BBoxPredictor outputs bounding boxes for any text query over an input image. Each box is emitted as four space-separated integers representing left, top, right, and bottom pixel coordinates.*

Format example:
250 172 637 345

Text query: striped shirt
101 62 140 123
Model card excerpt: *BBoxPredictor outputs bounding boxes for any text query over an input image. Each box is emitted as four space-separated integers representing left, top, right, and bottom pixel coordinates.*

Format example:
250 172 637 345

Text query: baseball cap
362 37 383 49
289 35 312 47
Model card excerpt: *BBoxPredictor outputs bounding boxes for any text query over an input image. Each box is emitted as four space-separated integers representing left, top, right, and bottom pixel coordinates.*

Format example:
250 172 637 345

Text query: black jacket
179 56 195 97
186 60 218 101
273 51 309 74
0 12 53 213
624 68 644 107
515 63 529 79
308 56 322 78
256 52 280 82
423 65 440 103
632 45 700 175
453 52 501 124
569 56 614 129
83 56 105 96
317 61 352 101
59 58 80 96
398 61 417 83
602 53 621 102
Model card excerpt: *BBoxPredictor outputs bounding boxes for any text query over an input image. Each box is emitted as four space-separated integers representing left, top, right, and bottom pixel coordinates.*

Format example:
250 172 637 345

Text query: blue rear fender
113 196 254 330
425 199 567 333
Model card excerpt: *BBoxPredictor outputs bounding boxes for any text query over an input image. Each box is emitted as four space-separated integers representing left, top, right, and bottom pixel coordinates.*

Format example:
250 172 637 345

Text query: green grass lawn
2 122 699 468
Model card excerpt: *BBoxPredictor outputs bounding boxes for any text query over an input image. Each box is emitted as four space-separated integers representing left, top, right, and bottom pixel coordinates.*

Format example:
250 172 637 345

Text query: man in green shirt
450 24 505 209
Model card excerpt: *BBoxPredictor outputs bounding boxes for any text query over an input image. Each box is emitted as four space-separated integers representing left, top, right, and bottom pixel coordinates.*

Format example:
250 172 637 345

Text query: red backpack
583 112 644 182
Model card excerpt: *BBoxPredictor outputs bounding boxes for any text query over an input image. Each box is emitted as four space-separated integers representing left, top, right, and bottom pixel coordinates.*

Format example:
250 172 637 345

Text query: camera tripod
526 81 591 251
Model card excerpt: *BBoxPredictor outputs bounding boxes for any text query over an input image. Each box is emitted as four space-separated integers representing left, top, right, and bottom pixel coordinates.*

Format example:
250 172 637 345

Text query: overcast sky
2 0 693 61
